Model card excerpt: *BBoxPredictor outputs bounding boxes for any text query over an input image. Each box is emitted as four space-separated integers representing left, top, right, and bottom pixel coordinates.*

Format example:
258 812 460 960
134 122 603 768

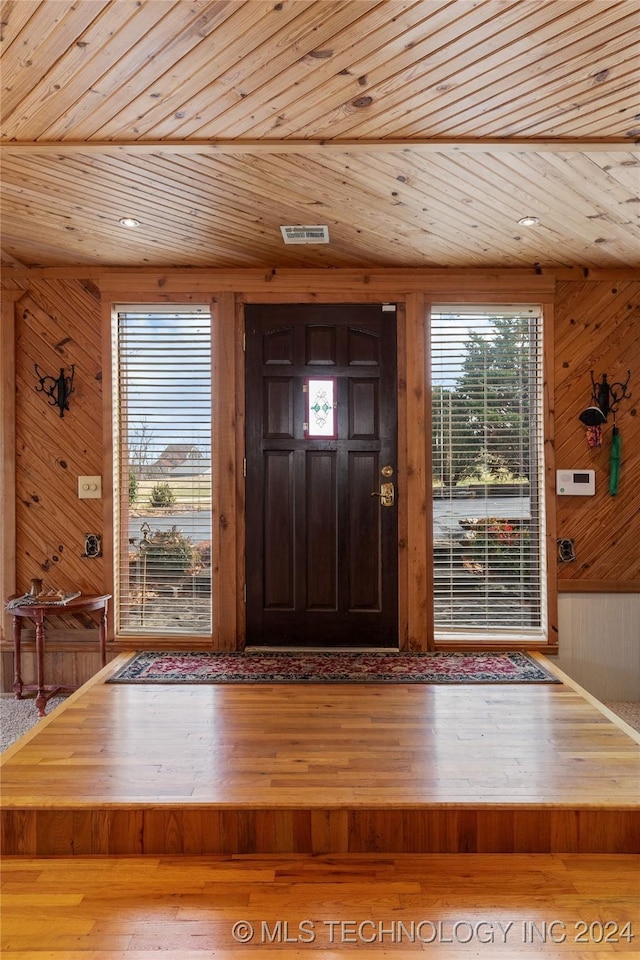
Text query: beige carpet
1 694 68 752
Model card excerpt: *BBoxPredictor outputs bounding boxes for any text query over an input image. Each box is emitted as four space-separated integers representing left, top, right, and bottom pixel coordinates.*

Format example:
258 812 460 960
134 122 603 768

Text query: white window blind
113 306 212 636
430 305 546 640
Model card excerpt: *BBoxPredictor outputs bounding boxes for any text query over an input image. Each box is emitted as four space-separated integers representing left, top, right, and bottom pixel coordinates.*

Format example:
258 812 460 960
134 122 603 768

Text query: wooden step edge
531 653 640 745
0 652 133 766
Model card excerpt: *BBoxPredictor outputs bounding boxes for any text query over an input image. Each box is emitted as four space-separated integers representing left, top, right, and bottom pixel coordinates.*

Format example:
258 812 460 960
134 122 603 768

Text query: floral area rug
108 650 560 684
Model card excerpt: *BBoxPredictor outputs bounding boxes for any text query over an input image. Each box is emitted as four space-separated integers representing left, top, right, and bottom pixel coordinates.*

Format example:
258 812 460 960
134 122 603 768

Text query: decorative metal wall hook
34 364 75 417
578 369 631 425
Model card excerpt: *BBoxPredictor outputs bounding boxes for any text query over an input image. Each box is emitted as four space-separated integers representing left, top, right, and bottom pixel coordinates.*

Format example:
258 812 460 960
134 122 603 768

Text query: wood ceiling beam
2 138 638 156
3 265 639 284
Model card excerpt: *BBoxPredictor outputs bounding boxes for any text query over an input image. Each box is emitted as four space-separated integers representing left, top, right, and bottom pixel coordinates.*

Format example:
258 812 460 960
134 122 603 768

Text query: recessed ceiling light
119 217 141 228
517 216 540 226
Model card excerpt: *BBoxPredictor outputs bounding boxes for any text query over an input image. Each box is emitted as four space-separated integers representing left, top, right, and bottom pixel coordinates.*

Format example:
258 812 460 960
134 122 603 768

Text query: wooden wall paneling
14 281 105 606
212 292 238 649
1 288 23 642
5 269 637 677
1 288 24 690
554 280 640 587
6 647 118 688
558 579 639 593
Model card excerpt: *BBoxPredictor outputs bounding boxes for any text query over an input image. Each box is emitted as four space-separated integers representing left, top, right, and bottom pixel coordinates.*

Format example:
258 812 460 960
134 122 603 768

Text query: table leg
99 600 108 667
12 615 23 698
34 611 46 717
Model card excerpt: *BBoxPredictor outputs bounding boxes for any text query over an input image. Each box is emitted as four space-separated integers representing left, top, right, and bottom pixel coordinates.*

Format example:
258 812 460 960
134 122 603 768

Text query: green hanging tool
609 424 621 495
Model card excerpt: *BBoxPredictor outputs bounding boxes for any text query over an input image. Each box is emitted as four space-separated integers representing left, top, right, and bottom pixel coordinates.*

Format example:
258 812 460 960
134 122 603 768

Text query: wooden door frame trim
424 296 558 649
236 293 426 651
404 294 431 650
542 300 559 648
212 292 241 649
98 280 556 652
100 300 116 640
103 294 222 646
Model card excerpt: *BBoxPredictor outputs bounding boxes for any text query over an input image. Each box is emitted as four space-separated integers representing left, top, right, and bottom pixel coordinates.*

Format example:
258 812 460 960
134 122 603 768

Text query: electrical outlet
78 475 102 499
82 534 102 558
557 538 576 563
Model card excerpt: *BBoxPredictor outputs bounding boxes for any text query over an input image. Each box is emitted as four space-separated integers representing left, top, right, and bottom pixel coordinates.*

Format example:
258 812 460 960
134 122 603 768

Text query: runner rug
108 650 560 684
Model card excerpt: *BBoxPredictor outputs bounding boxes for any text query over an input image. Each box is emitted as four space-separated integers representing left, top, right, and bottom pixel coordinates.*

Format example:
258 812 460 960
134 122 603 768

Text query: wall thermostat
556 469 595 495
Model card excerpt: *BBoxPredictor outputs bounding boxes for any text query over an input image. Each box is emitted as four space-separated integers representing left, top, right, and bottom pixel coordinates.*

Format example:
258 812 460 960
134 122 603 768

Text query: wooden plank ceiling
1 0 639 270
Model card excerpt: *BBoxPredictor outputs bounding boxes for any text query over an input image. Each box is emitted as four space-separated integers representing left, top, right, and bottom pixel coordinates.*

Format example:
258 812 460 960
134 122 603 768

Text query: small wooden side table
10 594 111 716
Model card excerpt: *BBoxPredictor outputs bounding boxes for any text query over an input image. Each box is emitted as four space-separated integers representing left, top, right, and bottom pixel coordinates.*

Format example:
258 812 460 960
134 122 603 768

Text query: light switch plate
78 475 102 499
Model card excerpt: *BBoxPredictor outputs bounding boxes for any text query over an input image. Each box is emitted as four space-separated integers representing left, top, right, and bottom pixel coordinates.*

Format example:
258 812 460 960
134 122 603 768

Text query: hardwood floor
1 654 638 855
2 853 639 957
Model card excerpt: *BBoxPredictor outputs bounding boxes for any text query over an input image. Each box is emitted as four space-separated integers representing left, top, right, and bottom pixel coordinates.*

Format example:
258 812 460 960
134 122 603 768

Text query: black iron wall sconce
34 364 75 417
577 370 631 495
578 370 631 427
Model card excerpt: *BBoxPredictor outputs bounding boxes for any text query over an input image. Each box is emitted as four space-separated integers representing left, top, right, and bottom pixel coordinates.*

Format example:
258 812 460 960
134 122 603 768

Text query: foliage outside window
431 305 546 640
113 306 212 635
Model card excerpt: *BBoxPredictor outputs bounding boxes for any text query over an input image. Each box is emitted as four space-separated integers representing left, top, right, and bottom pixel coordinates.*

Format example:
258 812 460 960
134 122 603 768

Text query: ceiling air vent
280 225 329 244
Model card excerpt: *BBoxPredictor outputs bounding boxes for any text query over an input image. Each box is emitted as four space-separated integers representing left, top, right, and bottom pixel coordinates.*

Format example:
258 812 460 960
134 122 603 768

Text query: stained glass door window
305 378 337 438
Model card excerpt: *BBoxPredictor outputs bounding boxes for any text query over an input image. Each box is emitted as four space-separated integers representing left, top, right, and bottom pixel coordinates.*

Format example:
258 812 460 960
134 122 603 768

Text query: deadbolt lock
381 465 394 477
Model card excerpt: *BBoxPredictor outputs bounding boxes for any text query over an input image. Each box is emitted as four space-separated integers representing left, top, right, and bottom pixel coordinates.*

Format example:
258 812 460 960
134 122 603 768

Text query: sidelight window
112 305 212 636
430 305 547 640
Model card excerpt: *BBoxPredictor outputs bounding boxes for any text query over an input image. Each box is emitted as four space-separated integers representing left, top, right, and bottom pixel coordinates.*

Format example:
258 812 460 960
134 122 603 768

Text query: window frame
429 303 549 643
111 303 213 638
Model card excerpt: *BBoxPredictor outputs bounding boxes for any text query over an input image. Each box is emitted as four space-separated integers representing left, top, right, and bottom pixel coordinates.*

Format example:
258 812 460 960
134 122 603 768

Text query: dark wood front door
245 304 398 647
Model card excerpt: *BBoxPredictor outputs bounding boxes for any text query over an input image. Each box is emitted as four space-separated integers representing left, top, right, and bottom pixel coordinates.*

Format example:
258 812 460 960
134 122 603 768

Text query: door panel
263 326 294 364
306 325 336 364
263 451 294 609
245 303 397 647
349 379 378 438
347 451 381 611
305 450 337 610
265 378 294 438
